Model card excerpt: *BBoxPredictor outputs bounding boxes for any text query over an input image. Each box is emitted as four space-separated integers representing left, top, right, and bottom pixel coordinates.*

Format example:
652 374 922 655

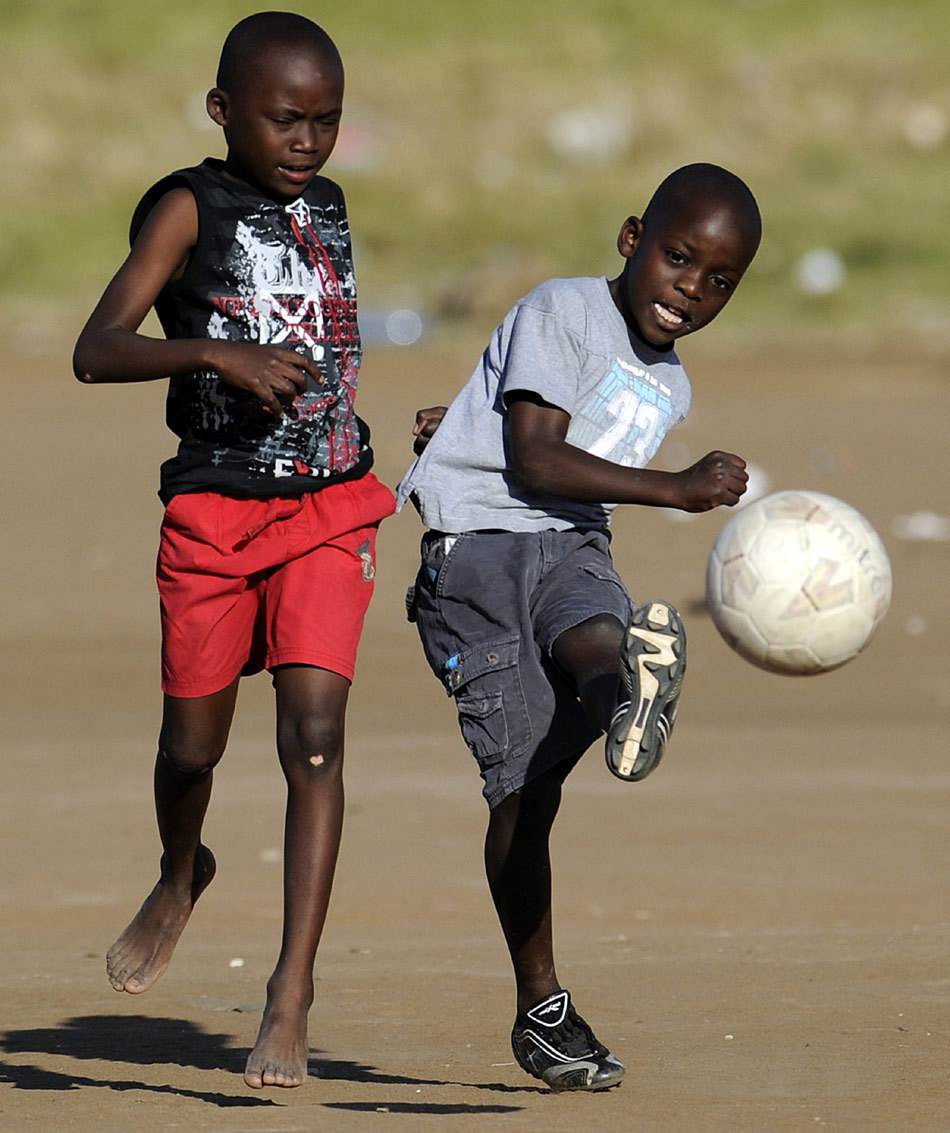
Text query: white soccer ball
705 490 892 675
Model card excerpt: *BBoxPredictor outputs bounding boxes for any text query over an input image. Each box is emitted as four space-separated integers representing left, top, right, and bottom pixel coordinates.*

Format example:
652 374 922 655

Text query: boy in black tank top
73 13 394 1091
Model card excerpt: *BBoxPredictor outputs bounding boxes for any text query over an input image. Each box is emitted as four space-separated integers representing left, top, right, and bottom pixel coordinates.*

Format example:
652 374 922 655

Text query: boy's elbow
72 340 101 383
73 359 96 384
509 452 551 496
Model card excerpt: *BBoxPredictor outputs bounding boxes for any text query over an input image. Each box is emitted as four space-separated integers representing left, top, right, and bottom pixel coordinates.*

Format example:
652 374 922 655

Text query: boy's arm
507 392 747 513
72 189 322 415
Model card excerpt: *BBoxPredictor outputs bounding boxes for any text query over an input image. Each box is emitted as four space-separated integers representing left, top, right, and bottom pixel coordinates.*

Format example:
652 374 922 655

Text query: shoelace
560 1009 605 1056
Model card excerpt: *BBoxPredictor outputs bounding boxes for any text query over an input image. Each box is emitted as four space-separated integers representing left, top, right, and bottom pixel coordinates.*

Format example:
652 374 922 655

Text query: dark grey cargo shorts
407 529 633 808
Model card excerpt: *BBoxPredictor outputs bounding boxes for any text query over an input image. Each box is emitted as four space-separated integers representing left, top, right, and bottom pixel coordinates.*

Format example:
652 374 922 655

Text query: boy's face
207 51 343 200
609 199 757 349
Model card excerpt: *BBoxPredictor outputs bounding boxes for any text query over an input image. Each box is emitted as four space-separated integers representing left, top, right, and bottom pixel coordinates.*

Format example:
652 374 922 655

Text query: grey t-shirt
396 276 692 533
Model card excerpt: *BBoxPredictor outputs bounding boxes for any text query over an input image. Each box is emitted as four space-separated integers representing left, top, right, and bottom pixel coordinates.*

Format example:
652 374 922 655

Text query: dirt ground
2 333 948 1132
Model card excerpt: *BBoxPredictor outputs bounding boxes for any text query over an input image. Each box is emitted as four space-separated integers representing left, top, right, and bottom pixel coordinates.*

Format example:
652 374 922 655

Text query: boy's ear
617 216 644 260
206 88 229 128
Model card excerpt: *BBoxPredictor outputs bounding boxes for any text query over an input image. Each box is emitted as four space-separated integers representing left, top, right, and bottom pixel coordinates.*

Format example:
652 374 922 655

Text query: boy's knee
493 771 562 830
159 736 226 777
559 612 625 652
277 713 344 775
552 613 625 687
521 772 562 819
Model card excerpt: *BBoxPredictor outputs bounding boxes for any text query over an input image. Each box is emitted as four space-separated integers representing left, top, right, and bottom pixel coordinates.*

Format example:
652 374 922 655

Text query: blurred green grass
2 0 948 346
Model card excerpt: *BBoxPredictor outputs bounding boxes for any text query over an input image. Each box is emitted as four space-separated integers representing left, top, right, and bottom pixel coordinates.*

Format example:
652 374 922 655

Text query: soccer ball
705 490 892 675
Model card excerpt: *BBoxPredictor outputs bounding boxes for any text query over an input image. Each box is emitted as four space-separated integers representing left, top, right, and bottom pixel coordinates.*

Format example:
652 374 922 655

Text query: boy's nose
290 124 319 152
675 271 703 301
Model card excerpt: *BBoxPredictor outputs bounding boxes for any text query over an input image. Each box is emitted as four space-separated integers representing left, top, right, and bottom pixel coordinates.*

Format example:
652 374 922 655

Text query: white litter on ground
892 511 950 541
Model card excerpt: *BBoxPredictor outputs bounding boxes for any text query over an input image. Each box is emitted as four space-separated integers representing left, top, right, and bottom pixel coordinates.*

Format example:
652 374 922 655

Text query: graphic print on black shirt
132 159 373 502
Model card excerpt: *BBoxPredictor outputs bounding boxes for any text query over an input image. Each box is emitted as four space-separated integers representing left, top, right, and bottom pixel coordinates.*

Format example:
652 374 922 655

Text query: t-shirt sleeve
497 302 582 417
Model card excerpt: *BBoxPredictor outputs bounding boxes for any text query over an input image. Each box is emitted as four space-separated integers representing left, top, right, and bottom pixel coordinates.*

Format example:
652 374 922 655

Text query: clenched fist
670 450 748 512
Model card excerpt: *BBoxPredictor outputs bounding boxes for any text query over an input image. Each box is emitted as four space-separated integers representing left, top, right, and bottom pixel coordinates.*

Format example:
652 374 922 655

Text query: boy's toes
244 1051 259 1087
245 1059 304 1089
272 1064 303 1088
105 954 129 991
278 1064 302 1087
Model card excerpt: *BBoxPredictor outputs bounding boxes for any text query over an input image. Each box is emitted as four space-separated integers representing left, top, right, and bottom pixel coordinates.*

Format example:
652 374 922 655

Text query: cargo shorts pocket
442 635 529 767
408 534 464 625
457 692 508 765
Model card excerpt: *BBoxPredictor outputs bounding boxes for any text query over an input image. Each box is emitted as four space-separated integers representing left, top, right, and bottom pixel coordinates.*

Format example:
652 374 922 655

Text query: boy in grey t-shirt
400 164 761 1091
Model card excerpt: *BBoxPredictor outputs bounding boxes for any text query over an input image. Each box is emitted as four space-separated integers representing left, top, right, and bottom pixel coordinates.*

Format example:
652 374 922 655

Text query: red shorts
157 474 396 698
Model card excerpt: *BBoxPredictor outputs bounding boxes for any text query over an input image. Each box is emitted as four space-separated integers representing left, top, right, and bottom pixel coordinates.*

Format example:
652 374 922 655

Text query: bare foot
105 845 215 994
244 980 313 1089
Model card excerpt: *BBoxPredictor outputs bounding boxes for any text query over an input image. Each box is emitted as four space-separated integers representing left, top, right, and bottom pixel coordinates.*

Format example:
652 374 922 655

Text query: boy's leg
242 490 388 1089
244 664 348 1090
550 612 625 733
484 765 564 1013
106 681 239 993
486 763 626 1092
413 533 628 1090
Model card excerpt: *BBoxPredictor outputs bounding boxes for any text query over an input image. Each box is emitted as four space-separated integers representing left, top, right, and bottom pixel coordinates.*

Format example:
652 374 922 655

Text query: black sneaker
606 600 686 782
510 990 625 1092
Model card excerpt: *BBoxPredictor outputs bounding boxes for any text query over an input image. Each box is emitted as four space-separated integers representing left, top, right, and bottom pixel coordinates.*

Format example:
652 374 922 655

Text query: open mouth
651 301 688 331
278 164 317 183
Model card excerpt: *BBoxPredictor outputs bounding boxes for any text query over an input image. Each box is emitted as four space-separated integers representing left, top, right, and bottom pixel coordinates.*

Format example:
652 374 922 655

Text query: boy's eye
665 250 687 265
711 275 734 292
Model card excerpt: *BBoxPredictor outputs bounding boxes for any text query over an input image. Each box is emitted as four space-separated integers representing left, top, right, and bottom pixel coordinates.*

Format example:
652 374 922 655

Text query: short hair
644 163 761 247
216 11 343 93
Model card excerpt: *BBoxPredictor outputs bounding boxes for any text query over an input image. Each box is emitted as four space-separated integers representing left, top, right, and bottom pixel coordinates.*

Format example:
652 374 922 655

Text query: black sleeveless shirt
131 159 373 503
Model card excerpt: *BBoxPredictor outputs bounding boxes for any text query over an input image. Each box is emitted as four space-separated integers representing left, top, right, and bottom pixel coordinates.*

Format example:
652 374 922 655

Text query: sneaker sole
606 600 686 782
512 1036 626 1092
545 1059 626 1092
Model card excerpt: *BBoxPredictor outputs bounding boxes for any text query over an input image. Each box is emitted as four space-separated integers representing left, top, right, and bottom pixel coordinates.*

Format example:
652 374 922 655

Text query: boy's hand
209 342 324 415
671 451 748 512
412 406 448 454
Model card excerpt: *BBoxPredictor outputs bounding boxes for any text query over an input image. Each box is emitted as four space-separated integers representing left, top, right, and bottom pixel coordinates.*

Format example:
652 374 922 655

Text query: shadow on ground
0 1016 539 1109
324 1101 524 1114
0 1015 270 1107
317 1055 543 1097
0 1015 243 1072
